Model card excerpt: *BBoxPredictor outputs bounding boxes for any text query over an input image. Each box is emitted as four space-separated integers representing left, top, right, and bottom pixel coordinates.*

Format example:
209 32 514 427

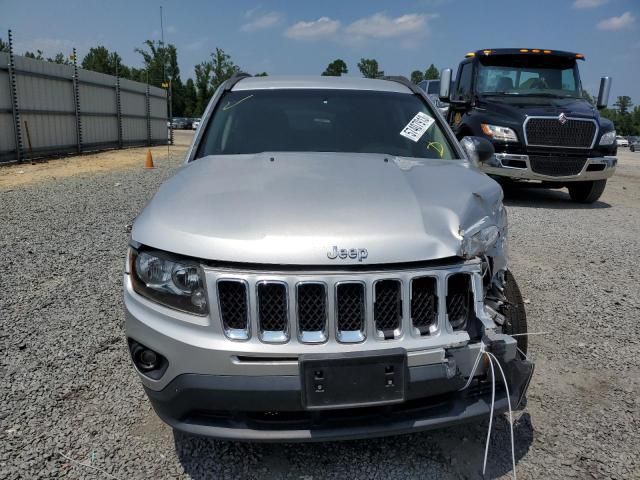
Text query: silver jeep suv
124 74 533 441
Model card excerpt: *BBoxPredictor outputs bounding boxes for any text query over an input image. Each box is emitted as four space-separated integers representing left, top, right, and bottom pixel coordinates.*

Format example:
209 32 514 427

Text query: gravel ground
1 135 639 479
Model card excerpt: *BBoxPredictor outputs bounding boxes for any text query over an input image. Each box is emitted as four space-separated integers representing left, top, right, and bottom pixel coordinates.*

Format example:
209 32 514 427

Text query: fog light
128 339 168 379
138 349 159 371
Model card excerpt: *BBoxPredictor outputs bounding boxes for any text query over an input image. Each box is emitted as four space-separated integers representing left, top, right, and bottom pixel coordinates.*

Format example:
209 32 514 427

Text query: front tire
631 145 636 152
501 271 528 355
568 180 607 203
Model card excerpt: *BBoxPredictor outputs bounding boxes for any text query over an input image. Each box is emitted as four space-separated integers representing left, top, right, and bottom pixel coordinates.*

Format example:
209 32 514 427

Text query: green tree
424 64 439 80
183 78 198 117
0 38 9 53
24 50 44 60
82 46 130 76
614 96 633 115
322 59 348 76
136 40 185 115
46 53 71 65
209 47 240 91
254 72 269 77
410 70 424 84
194 61 213 116
358 58 382 79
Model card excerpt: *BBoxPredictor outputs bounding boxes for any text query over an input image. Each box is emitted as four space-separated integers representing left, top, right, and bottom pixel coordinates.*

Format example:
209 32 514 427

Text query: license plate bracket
300 349 407 410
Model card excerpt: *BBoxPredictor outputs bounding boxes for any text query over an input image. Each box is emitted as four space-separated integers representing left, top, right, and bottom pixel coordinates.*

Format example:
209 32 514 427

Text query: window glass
196 89 458 160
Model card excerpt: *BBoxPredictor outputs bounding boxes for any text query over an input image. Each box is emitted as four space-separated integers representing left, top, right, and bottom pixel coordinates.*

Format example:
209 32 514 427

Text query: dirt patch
0 131 194 189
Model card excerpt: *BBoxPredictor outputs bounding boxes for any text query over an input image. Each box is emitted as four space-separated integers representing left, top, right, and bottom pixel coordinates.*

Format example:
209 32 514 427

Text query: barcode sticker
399 112 435 142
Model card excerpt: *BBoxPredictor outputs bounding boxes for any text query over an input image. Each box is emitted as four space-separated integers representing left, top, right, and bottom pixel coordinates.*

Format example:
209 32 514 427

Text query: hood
476 95 599 124
132 153 504 265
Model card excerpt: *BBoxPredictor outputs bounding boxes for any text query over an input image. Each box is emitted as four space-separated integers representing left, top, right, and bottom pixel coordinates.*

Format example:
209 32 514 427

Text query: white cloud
241 11 283 32
573 0 608 8
345 13 432 39
597 11 635 30
284 17 341 40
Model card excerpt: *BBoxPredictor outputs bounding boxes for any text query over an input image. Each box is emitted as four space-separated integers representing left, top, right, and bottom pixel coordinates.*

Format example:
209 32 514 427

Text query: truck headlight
129 248 208 315
461 225 500 259
599 130 616 146
481 124 518 143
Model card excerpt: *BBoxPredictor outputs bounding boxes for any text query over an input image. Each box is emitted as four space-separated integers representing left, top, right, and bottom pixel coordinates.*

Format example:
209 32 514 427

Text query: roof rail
224 72 252 91
380 75 422 95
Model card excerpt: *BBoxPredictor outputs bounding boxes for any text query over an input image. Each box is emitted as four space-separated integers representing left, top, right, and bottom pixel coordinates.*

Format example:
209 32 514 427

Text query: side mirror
597 76 611 109
439 68 452 102
460 136 494 167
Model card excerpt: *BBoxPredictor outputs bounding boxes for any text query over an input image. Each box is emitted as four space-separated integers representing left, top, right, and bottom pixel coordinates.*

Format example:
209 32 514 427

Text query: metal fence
0 34 168 163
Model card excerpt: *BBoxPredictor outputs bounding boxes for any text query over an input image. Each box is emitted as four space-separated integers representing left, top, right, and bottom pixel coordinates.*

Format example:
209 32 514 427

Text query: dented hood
132 152 504 265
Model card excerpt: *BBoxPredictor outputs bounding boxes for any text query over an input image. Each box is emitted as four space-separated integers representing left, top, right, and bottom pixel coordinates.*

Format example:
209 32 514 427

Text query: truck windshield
476 55 582 98
196 89 457 160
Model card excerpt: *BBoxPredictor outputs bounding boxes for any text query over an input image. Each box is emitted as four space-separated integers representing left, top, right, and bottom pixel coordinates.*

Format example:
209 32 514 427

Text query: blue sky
2 0 639 103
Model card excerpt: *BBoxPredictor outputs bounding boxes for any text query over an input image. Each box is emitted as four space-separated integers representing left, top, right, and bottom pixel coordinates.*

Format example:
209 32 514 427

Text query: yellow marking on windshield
222 95 254 111
427 141 444 158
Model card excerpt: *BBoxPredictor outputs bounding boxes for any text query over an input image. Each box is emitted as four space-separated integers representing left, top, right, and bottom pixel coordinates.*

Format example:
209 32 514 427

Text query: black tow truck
439 49 617 203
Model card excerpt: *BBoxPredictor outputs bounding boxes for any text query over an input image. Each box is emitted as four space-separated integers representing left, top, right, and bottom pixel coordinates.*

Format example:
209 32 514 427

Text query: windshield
196 89 456 160
476 55 581 98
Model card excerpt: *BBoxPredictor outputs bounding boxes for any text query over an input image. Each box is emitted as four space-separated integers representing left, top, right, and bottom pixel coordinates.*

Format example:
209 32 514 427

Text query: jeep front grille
374 280 402 339
336 283 366 343
524 117 597 149
446 274 474 331
217 280 249 340
411 277 438 335
210 264 480 344
529 155 587 177
297 283 327 343
257 282 288 342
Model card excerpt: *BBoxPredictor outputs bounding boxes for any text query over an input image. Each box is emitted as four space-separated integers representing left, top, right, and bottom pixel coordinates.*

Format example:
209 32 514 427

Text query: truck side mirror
440 68 452 102
597 77 611 109
460 136 494 167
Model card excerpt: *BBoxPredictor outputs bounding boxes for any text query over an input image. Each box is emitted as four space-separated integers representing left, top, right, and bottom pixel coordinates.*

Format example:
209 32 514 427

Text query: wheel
501 271 528 355
631 145 635 152
568 180 607 203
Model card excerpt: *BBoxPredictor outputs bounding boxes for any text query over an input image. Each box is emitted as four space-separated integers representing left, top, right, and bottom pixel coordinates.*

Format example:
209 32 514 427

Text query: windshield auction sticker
400 112 435 142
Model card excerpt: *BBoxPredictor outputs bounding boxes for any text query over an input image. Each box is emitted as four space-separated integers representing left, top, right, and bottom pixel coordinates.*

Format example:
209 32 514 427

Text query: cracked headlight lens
599 130 616 146
481 124 518 142
130 248 208 315
461 225 500 259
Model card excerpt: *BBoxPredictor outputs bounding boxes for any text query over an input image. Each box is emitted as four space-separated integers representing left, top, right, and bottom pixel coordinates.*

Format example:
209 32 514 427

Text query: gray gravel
1 139 639 479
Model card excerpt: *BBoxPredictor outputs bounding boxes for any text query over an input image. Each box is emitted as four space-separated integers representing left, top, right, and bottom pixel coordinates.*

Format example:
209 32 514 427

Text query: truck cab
441 49 617 203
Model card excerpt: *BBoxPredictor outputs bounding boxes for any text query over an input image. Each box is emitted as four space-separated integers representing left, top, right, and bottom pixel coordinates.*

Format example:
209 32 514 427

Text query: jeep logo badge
558 112 568 125
327 246 368 262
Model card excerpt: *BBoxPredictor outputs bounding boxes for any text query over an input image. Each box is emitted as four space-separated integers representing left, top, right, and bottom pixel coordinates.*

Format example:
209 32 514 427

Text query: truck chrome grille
208 264 480 345
529 155 587 177
217 280 249 340
336 283 366 342
374 280 402 338
446 274 474 330
524 117 597 149
297 283 327 343
257 282 288 342
411 277 438 335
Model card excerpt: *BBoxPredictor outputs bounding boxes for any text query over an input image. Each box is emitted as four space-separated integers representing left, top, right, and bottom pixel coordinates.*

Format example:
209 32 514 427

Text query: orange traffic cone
144 150 155 169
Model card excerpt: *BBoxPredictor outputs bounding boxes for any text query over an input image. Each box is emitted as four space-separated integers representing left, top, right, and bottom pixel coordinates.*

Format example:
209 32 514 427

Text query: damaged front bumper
143 345 534 442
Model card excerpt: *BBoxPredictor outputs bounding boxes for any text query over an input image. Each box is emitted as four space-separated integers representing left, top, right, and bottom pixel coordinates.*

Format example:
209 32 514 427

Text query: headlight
461 225 500 259
599 130 616 146
129 248 208 315
481 124 518 142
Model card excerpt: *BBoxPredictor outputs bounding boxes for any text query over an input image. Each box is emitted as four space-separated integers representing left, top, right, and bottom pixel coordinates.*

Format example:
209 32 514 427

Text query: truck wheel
568 180 607 203
631 145 635 152
501 271 528 355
